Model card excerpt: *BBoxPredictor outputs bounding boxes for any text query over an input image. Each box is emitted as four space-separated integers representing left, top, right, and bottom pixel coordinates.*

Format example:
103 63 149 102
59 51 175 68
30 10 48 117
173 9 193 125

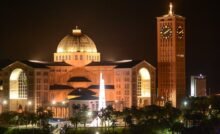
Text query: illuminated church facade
0 27 156 117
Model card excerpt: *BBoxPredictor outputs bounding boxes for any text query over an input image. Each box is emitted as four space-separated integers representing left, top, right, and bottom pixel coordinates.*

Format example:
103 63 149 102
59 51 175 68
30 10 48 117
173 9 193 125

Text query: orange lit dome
57 27 97 53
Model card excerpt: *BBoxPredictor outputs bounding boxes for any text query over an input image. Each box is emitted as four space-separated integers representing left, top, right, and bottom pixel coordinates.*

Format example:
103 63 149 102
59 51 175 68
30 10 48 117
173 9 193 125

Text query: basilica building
0 27 156 118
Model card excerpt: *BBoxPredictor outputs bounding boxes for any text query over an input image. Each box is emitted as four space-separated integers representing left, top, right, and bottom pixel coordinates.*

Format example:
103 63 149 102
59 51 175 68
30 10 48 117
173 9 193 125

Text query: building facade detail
157 3 186 107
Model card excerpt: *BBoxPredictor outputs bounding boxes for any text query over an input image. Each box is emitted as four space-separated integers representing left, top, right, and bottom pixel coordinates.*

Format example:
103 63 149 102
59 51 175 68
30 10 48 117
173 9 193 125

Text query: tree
81 104 89 127
122 107 132 127
70 114 81 129
36 107 52 129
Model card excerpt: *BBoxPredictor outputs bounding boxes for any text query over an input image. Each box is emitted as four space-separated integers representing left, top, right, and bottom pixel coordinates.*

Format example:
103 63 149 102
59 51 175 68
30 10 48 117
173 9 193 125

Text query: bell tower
157 3 186 107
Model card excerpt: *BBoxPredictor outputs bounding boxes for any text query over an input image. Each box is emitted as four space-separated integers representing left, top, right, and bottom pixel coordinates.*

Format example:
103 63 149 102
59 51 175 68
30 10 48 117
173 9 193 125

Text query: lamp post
3 100 7 105
2 100 7 112
62 100 66 119
183 101 188 107
52 100 56 117
27 100 32 112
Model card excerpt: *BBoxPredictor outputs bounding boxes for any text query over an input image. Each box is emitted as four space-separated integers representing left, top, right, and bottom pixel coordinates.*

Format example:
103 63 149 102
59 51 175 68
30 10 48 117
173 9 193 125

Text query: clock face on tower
160 25 172 39
176 25 184 39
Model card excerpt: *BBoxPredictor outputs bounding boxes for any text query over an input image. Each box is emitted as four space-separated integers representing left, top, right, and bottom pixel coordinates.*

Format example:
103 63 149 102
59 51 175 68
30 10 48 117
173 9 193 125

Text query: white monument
90 72 106 127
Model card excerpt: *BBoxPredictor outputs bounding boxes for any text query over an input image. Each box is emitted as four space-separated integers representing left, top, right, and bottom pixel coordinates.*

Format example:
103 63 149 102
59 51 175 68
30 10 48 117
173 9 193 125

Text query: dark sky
0 0 219 93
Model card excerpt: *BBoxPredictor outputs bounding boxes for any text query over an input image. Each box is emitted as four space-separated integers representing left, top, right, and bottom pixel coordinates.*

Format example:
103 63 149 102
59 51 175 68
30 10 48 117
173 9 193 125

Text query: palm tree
70 113 81 129
36 107 52 129
122 107 132 127
81 104 89 127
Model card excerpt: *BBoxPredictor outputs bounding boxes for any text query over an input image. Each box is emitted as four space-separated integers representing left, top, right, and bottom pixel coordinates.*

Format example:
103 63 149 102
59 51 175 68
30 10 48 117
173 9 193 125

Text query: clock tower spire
169 2 173 15
157 3 186 107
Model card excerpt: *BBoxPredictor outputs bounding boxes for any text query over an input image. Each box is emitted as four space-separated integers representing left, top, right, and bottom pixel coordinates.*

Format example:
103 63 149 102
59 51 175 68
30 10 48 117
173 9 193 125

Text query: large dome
57 28 97 53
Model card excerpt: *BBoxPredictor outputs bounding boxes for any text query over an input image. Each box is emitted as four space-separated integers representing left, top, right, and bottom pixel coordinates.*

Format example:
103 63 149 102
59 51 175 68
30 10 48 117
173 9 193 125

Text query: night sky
0 0 219 93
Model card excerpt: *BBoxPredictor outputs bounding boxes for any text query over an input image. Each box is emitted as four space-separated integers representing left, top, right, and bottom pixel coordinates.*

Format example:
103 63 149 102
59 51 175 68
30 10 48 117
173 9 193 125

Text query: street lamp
27 100 32 111
3 100 7 105
52 100 56 105
62 100 65 105
87 111 92 117
2 100 7 112
183 100 188 107
28 100 32 106
51 100 57 117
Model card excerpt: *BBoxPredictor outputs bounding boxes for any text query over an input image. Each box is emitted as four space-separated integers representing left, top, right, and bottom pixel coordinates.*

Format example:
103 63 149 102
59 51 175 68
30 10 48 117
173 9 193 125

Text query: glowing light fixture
3 100 7 105
28 101 32 106
98 72 106 110
52 100 56 105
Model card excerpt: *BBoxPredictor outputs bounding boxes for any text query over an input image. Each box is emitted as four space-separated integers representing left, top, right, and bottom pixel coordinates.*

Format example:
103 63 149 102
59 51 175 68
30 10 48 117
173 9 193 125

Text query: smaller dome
57 27 97 53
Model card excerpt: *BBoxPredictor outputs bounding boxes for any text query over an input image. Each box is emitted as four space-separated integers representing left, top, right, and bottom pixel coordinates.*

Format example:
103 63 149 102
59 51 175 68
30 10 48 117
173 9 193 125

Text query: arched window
137 68 151 107
10 68 27 99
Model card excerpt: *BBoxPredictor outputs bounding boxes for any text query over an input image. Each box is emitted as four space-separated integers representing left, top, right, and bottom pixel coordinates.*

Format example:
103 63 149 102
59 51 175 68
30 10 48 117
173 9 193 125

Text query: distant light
95 131 99 134
183 101 188 106
169 2 173 15
62 101 66 105
72 26 82 35
116 59 132 63
52 100 56 105
87 111 92 116
28 60 47 63
28 101 32 106
3 100 7 105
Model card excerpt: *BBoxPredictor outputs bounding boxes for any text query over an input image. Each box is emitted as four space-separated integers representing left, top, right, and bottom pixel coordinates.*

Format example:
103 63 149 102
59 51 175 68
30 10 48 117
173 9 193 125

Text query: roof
69 95 98 100
115 60 142 68
46 62 72 66
50 84 74 90
56 28 97 53
67 76 91 82
68 88 96 96
0 59 13 69
86 61 117 66
20 60 48 69
162 14 185 18
87 60 146 69
88 85 114 89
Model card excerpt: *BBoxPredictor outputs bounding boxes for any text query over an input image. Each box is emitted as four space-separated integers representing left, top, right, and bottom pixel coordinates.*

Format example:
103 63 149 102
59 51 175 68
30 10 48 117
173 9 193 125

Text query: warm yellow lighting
139 68 150 80
9 68 26 99
3 100 7 105
28 101 32 106
10 68 22 80
169 2 173 15
52 100 56 105
87 111 92 116
139 68 151 97
72 26 82 35
62 101 65 105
